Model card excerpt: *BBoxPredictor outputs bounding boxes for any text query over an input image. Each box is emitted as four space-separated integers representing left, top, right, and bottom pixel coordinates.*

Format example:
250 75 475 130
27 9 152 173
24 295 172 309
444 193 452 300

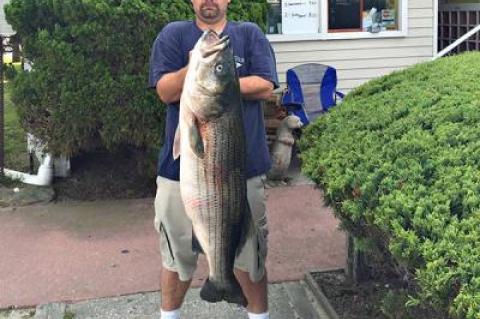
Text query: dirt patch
0 308 35 319
53 148 157 202
52 147 302 202
312 270 446 319
0 184 54 207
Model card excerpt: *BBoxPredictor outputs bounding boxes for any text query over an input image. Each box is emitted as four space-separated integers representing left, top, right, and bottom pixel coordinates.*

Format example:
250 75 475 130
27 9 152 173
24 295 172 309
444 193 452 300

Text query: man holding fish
148 0 278 318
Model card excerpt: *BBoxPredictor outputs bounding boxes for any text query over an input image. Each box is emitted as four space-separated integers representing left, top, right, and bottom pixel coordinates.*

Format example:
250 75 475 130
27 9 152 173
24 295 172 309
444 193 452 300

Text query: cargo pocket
257 175 269 270
256 214 269 271
159 223 175 264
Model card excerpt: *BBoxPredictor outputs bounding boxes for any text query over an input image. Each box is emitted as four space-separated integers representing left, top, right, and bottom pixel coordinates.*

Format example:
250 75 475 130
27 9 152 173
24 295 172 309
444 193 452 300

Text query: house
0 0 14 36
266 0 478 93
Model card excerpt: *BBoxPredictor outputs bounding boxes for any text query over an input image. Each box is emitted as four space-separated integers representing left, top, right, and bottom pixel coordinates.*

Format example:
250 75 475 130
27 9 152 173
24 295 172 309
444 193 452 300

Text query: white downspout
4 132 55 186
4 153 54 186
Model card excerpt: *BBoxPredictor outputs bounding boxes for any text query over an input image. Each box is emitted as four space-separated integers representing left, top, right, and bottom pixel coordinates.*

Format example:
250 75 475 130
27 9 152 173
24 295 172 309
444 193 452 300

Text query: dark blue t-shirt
148 20 279 181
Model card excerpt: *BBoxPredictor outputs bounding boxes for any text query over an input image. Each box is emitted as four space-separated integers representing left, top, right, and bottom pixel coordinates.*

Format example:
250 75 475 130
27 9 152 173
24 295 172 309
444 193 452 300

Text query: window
266 0 407 41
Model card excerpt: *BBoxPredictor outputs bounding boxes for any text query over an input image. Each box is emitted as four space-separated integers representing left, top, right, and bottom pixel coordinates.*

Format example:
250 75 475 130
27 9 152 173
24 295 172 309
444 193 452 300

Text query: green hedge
4 0 267 156
300 52 480 318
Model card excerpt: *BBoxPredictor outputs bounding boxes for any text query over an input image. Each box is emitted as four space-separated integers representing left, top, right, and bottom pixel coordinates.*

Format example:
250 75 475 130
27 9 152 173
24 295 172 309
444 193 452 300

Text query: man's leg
235 269 268 313
161 269 192 311
154 176 199 318
234 175 270 318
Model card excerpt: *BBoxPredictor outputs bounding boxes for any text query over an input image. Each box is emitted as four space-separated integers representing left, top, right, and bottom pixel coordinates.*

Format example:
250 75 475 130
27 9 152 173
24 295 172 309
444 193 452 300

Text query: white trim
325 30 408 40
320 0 328 34
267 0 409 43
401 0 409 34
433 0 438 56
268 30 408 43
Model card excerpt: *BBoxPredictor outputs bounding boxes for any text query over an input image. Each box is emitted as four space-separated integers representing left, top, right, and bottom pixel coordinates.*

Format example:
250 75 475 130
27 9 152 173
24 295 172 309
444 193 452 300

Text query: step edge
304 271 341 319
282 281 321 319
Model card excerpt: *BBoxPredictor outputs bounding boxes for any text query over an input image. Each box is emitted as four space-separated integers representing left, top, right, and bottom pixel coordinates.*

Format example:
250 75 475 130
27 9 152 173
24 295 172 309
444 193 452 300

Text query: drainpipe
4 132 55 186
4 154 54 186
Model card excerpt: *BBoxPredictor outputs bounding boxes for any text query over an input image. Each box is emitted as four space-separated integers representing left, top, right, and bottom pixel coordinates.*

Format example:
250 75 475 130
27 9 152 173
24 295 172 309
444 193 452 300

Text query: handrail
0 36 5 176
434 24 480 60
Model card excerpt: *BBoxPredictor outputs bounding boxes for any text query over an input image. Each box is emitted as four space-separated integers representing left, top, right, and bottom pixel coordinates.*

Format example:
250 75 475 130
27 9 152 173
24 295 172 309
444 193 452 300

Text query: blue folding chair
281 63 344 126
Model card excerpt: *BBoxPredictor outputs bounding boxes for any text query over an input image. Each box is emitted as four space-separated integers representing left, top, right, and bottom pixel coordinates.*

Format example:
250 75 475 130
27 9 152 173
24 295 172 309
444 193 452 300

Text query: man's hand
239 76 274 101
156 67 188 104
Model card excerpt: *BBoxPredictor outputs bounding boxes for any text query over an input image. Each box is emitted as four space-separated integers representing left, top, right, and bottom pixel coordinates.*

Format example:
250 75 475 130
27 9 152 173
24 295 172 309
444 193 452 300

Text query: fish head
186 29 237 120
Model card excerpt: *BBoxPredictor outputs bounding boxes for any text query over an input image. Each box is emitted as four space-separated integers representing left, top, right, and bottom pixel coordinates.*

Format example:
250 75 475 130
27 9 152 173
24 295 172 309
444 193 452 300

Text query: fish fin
192 231 204 254
188 119 204 159
200 278 247 306
236 202 254 257
172 125 181 160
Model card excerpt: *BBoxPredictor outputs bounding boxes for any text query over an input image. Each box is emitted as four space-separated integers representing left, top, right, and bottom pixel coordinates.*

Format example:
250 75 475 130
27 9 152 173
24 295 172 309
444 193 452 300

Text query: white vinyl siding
270 0 436 93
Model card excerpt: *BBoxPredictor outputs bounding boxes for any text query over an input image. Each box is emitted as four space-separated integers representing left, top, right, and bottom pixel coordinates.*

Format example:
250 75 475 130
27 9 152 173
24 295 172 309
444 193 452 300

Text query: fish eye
215 64 224 73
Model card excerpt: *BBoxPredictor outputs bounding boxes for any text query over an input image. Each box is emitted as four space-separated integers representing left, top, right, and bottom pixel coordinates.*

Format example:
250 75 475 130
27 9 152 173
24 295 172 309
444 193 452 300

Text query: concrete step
34 303 66 319
21 281 332 318
282 281 331 319
64 284 298 319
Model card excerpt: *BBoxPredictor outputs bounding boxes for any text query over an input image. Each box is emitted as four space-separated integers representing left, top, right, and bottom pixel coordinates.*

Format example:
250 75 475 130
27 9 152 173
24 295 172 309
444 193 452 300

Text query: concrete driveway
0 181 346 309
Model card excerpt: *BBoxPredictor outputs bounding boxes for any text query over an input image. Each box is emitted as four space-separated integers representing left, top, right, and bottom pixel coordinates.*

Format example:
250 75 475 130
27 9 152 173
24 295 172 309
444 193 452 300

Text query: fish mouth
200 30 230 58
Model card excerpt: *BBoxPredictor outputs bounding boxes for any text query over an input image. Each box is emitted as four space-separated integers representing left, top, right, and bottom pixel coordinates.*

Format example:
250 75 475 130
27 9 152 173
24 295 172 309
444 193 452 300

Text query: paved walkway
0 176 346 310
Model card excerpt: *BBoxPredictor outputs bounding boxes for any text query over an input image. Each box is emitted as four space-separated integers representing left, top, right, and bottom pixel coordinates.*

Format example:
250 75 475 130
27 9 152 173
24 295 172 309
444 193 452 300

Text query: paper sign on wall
282 0 320 34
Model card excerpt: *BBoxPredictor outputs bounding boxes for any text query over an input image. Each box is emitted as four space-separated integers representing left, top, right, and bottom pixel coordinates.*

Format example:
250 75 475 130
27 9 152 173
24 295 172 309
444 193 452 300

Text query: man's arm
156 66 188 105
158 72 273 104
240 75 274 101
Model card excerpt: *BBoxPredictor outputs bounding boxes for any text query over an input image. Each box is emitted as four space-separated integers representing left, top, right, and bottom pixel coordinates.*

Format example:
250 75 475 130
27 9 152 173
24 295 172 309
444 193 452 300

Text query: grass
4 81 30 172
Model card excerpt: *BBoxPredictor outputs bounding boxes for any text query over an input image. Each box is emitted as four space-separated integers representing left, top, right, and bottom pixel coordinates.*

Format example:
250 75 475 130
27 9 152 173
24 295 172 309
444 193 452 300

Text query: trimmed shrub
4 0 268 157
300 52 480 318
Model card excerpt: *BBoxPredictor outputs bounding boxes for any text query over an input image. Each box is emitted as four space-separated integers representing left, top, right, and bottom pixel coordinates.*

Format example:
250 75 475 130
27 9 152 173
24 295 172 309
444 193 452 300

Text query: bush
4 0 268 157
3 63 18 80
300 52 480 318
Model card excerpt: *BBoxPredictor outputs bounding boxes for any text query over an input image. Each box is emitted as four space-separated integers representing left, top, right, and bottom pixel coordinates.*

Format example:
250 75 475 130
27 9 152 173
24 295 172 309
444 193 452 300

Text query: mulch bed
312 269 447 319
53 148 157 202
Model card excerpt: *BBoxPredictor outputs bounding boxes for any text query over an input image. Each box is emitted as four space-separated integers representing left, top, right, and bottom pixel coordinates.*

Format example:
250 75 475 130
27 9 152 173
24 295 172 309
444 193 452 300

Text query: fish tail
200 278 247 306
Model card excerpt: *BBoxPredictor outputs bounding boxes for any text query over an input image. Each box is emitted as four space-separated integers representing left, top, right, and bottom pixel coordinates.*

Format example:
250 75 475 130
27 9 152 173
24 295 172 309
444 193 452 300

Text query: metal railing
435 6 480 60
1 36 6 176
0 35 16 177
434 24 480 60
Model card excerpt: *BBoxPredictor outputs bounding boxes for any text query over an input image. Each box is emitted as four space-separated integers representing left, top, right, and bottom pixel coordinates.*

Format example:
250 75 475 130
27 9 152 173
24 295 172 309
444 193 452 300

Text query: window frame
266 0 409 43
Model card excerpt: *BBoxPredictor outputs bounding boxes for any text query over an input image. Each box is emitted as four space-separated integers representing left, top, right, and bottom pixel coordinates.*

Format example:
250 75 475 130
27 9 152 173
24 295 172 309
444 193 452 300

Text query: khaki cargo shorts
154 175 268 283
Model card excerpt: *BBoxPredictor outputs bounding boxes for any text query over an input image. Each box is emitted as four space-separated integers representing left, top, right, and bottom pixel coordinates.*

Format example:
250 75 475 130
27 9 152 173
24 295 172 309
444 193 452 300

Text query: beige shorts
154 175 268 283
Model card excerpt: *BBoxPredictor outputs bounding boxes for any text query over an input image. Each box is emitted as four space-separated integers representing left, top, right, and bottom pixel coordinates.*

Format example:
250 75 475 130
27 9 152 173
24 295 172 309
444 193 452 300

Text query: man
148 1 278 318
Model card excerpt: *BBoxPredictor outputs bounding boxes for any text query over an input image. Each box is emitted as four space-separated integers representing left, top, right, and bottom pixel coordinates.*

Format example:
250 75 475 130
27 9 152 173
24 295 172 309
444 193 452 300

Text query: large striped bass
173 30 252 306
